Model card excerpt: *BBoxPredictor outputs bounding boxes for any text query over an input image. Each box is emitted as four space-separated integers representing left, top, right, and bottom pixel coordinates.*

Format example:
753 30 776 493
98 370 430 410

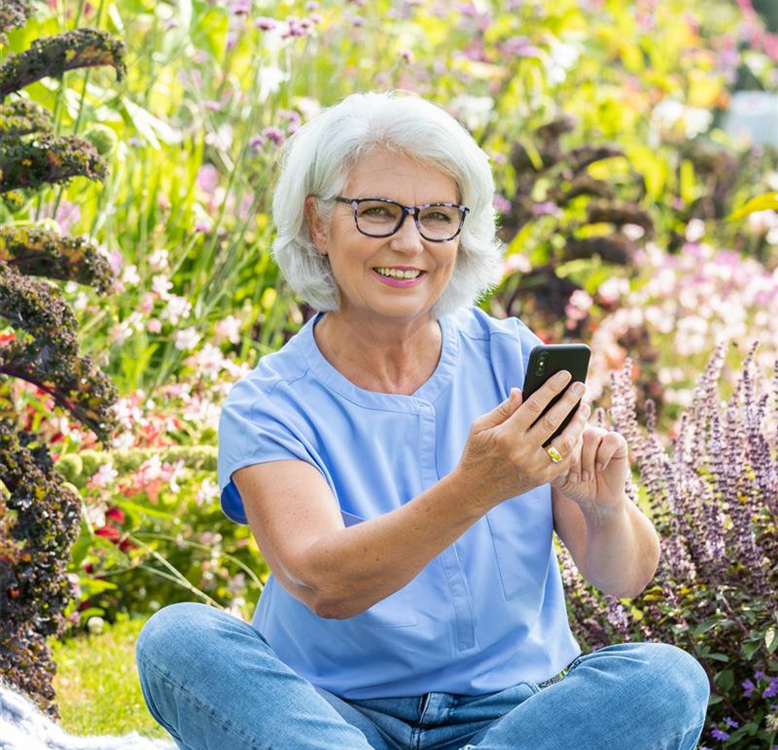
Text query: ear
304 196 328 256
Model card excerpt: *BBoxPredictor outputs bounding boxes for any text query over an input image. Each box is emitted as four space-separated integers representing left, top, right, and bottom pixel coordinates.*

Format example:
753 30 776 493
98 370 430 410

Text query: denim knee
136 601 217 678
636 642 711 726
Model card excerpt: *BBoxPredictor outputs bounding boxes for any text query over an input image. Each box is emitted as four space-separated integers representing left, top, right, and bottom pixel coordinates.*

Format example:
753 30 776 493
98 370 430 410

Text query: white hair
270 89 506 319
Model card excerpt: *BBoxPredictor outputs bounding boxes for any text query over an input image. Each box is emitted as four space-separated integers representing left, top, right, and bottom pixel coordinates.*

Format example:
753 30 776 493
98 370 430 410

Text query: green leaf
715 668 734 691
727 192 778 221
765 626 778 653
693 618 719 637
77 606 105 620
112 498 174 520
679 159 697 204
121 96 182 149
707 653 730 662
742 640 762 661
78 577 118 595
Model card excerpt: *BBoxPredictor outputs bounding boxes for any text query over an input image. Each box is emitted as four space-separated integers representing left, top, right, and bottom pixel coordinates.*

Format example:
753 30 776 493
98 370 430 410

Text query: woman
136 90 710 750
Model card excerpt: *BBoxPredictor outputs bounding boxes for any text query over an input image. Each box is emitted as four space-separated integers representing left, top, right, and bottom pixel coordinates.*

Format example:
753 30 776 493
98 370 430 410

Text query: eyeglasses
332 196 470 242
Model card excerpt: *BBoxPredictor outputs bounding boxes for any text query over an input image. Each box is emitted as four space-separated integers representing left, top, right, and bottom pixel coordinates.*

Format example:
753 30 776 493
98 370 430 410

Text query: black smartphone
523 343 591 448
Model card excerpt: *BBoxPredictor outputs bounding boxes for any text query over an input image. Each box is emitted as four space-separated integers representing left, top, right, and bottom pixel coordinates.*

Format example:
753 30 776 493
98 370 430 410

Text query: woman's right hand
455 370 591 512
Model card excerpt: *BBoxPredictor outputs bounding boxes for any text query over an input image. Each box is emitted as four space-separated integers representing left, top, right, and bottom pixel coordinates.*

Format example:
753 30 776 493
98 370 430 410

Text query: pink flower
255 16 276 30
197 164 219 194
493 194 511 212
147 318 162 334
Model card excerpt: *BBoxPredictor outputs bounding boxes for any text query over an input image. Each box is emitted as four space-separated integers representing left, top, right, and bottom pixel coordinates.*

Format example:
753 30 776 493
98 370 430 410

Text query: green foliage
49 614 170 738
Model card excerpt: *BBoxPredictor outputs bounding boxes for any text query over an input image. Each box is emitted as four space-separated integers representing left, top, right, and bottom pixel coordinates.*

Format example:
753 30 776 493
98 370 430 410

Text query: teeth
375 267 422 279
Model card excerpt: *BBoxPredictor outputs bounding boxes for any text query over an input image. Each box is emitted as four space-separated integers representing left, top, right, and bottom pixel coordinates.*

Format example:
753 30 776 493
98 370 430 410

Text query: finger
543 397 590 462
580 427 604 482
479 388 523 430
595 432 628 472
563 435 584 483
508 370 574 433
525 378 587 447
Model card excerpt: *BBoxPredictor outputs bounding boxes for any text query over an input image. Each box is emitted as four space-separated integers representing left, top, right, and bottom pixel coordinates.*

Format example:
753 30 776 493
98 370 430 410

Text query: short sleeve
217 378 324 525
487 313 546 397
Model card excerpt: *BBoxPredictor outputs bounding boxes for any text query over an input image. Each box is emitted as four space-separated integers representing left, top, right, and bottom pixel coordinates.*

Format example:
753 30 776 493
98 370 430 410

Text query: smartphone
523 343 591 448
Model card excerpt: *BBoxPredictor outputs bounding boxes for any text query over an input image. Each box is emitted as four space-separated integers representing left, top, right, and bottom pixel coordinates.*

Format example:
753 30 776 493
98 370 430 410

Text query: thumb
480 388 523 430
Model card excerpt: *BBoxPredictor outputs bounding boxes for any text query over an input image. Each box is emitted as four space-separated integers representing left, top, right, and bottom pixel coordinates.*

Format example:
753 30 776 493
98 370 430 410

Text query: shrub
0 0 124 718
560 340 778 749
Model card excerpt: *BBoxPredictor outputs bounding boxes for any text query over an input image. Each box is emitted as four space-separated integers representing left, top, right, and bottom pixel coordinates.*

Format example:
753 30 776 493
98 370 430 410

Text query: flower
175 327 202 351
255 16 276 30
87 616 105 635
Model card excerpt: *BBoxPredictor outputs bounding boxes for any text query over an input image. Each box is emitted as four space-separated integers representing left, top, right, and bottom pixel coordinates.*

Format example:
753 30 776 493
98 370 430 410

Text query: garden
0 0 777 747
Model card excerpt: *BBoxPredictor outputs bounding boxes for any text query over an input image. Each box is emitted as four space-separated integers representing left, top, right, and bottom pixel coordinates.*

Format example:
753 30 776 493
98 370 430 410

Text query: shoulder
221 341 308 411
453 305 545 348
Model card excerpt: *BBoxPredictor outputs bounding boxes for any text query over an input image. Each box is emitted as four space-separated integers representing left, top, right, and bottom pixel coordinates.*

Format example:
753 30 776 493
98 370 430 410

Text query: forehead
344 150 459 202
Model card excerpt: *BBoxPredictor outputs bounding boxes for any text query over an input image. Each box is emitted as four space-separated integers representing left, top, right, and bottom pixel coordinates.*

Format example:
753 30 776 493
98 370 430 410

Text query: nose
390 210 426 249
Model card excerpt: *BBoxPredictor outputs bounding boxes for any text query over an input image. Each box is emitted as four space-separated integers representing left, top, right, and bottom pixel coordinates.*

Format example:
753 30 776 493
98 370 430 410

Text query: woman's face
305 150 461 324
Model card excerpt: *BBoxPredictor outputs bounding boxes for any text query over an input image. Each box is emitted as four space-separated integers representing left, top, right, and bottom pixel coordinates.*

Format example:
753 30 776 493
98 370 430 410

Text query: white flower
90 461 118 488
685 218 706 242
152 274 174 299
87 616 105 635
175 327 201 351
449 95 494 132
196 476 220 507
214 315 242 344
122 264 141 285
161 295 193 326
148 249 170 271
257 65 290 104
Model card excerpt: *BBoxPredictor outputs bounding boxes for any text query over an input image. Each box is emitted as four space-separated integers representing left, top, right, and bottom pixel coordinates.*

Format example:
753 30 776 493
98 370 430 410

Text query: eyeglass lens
355 200 462 240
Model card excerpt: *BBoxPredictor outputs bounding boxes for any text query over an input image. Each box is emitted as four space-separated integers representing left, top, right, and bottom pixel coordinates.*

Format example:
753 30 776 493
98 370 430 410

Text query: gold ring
545 445 564 463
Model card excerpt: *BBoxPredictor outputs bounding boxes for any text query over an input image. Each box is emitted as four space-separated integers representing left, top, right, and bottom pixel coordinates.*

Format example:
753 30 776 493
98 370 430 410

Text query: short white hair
270 89 506 319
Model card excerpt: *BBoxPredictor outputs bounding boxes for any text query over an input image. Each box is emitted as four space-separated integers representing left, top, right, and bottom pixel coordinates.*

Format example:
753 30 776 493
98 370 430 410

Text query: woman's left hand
550 425 629 509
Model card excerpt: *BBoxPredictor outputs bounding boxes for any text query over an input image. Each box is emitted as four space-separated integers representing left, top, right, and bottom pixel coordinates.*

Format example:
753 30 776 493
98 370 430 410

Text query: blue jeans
136 602 710 750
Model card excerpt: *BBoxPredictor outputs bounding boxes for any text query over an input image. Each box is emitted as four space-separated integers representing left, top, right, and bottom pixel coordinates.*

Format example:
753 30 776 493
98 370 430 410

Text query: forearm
302 469 487 619
582 494 661 598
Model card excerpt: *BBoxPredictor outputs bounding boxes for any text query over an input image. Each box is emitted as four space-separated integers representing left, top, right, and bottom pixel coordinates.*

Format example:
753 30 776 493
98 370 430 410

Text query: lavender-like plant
559 341 778 749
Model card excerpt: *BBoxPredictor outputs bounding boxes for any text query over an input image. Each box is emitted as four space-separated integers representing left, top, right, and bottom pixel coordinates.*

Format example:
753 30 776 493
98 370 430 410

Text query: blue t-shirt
217 306 581 698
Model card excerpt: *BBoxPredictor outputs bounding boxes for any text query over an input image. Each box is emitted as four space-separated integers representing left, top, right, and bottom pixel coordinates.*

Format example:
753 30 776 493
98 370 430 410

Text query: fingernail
581 471 590 483
596 462 604 472
554 371 570 385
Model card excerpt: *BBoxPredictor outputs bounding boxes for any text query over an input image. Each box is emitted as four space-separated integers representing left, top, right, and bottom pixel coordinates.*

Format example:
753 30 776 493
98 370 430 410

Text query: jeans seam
653 719 705 750
138 654 269 750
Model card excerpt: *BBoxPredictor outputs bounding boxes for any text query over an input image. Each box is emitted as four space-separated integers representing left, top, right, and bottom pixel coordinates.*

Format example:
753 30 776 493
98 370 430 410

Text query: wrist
582 492 628 532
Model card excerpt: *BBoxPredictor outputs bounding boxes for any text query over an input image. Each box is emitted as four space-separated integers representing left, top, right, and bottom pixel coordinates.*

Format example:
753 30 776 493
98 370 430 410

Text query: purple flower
278 109 301 125
249 134 265 149
710 727 729 740
501 36 541 57
723 716 739 728
255 17 276 30
531 201 561 216
231 0 251 15
262 127 285 146
763 679 778 698
743 678 755 697
755 670 766 679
